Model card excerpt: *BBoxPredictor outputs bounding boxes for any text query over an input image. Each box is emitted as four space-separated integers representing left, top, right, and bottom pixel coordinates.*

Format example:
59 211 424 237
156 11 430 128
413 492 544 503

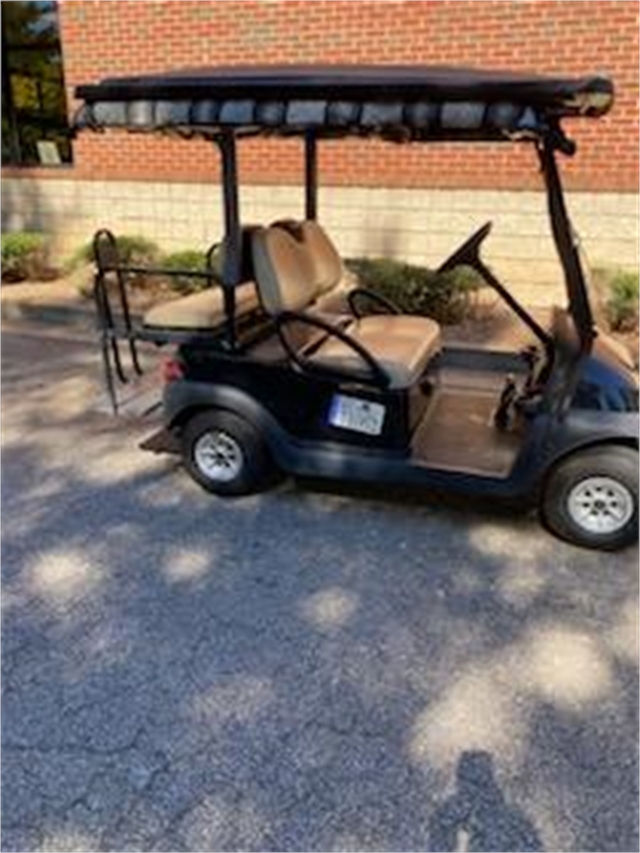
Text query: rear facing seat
143 226 261 330
143 282 259 330
251 225 441 389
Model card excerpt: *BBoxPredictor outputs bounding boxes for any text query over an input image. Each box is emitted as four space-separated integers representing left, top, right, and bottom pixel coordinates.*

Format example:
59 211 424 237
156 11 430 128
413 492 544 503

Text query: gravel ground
2 325 638 852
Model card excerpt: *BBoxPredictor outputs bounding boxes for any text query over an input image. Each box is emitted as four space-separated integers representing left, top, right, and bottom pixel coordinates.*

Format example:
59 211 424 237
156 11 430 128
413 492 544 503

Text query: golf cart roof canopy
73 64 614 144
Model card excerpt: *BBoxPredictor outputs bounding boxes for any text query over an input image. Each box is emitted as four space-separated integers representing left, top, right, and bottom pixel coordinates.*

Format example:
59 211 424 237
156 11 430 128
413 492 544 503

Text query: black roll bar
538 134 595 347
217 132 241 349
304 132 318 220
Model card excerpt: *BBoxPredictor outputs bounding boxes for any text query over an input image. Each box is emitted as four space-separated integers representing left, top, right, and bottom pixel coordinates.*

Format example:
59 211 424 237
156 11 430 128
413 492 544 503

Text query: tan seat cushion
292 221 343 293
310 315 440 388
251 223 441 387
311 269 360 313
352 314 441 349
274 220 358 299
252 227 317 314
143 282 259 330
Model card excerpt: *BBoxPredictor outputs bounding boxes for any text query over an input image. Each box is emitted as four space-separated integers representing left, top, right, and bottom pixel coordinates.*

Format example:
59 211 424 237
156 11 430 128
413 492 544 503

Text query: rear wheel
182 409 277 496
541 445 638 550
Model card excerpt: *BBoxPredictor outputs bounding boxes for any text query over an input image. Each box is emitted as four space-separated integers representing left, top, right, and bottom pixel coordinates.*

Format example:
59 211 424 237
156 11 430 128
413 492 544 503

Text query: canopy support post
538 137 594 347
217 132 241 349
304 132 318 221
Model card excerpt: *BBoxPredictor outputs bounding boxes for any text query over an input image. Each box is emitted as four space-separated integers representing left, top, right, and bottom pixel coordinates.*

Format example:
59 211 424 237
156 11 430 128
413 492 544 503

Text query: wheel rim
194 430 244 483
567 476 634 535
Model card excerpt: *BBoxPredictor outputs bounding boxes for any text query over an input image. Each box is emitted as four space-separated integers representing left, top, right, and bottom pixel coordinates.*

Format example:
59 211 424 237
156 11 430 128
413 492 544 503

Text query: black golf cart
74 65 638 550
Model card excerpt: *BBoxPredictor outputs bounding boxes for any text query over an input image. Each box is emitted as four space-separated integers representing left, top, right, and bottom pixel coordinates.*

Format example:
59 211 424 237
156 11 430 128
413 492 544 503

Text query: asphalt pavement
2 324 638 852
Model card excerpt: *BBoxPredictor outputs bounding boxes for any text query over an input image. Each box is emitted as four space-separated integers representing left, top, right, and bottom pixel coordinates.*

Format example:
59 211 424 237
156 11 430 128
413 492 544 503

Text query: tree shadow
1 327 638 851
428 751 543 852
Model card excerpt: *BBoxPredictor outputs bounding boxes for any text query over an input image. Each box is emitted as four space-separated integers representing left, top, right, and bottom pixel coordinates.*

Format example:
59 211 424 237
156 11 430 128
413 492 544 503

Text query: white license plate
328 395 386 436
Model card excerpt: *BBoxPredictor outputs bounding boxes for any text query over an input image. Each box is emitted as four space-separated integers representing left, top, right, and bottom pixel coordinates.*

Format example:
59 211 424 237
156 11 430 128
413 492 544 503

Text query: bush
606 271 639 332
160 249 213 293
1 232 51 282
345 257 483 325
68 234 161 271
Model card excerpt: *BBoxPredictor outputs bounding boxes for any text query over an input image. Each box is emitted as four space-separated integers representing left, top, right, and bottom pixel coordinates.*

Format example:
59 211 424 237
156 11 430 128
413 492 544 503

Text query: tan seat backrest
300 221 344 293
274 220 344 294
251 226 318 315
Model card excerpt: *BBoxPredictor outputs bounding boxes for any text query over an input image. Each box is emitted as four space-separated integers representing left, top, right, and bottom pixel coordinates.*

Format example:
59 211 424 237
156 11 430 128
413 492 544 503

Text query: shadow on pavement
428 751 543 852
1 325 638 852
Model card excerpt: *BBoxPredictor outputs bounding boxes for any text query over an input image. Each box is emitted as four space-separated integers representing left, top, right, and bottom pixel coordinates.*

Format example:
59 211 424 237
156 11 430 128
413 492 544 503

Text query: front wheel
540 445 638 550
182 409 278 496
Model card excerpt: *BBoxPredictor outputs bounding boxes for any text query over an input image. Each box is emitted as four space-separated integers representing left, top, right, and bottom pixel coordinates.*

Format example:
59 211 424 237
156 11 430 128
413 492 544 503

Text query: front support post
539 138 594 345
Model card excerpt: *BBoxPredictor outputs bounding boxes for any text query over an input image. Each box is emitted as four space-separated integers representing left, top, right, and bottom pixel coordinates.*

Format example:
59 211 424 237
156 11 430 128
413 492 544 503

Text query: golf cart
74 65 638 550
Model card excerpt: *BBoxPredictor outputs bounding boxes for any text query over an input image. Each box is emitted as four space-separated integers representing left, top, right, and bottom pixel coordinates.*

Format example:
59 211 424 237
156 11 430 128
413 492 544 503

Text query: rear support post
217 132 241 349
304 132 318 221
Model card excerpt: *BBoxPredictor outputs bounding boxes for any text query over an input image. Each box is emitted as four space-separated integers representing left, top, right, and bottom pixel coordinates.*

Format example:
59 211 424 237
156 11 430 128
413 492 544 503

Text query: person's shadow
428 751 543 852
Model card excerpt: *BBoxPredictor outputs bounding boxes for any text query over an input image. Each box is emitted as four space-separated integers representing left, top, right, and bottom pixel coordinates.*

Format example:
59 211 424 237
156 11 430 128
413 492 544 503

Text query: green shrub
345 257 483 325
160 249 213 293
68 234 161 271
113 234 160 266
1 232 51 282
65 242 91 271
606 270 639 332
593 267 639 332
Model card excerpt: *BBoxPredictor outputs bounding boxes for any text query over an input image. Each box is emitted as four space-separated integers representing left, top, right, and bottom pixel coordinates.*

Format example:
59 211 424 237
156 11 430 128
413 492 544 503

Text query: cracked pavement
2 325 638 851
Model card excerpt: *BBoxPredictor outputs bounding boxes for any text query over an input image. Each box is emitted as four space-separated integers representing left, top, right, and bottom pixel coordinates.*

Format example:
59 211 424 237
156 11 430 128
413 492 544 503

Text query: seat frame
92 228 265 413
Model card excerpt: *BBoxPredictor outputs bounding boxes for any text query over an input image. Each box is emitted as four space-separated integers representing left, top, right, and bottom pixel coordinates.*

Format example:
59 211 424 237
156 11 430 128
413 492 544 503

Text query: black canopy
73 64 614 143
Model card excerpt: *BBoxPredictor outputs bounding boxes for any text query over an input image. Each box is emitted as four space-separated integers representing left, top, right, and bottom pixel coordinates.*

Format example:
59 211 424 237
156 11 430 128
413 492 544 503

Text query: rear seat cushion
143 282 258 330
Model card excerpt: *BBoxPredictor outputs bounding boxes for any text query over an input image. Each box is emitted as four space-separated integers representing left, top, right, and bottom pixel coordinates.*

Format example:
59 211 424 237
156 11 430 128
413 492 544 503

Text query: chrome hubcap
567 476 634 535
194 430 244 482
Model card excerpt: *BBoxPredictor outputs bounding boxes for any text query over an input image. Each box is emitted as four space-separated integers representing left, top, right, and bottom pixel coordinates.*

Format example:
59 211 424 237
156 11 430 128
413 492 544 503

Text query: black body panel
164 325 638 506
573 334 639 412
173 347 425 452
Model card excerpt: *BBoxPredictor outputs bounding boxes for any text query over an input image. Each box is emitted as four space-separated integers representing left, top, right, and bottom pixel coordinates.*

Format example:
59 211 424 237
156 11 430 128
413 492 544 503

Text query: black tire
182 409 277 496
540 445 639 550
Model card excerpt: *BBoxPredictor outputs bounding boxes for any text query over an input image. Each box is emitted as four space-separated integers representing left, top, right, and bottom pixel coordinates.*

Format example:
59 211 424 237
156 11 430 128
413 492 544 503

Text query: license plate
328 395 386 436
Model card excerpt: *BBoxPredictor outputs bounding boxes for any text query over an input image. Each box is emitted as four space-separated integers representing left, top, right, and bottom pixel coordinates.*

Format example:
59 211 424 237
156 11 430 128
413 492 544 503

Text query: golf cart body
74 65 638 549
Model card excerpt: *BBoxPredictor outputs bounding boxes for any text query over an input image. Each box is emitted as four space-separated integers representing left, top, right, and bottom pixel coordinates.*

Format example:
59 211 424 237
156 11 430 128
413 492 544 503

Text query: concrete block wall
3 177 637 307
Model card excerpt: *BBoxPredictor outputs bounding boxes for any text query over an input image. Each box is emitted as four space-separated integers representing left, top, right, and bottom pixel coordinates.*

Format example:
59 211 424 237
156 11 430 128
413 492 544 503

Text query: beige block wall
2 177 638 306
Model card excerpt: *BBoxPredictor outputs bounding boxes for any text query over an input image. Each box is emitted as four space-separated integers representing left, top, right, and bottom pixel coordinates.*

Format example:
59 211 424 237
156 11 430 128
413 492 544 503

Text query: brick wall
6 0 637 192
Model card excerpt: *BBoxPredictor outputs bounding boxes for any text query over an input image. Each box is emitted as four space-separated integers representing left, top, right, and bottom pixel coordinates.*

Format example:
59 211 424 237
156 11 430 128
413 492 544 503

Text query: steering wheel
437 221 493 274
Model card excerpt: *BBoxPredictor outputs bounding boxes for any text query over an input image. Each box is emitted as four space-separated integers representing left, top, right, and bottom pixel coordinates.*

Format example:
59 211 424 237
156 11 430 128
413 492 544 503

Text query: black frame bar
92 228 223 414
538 137 595 347
217 132 241 350
304 132 318 220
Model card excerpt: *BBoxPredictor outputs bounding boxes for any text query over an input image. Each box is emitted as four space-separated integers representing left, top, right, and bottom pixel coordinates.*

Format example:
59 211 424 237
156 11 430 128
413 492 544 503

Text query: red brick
3 0 637 192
